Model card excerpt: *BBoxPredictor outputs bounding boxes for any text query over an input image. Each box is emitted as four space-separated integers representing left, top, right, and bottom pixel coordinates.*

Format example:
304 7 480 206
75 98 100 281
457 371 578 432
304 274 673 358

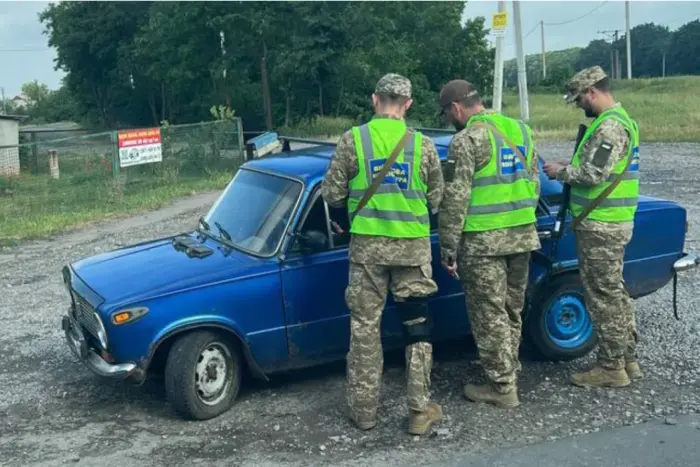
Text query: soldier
437 79 541 408
543 66 641 388
321 73 445 435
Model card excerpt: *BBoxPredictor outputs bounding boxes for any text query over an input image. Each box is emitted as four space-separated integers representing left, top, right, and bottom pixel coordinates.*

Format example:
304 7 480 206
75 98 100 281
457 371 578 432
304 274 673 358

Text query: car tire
164 330 242 420
525 273 597 361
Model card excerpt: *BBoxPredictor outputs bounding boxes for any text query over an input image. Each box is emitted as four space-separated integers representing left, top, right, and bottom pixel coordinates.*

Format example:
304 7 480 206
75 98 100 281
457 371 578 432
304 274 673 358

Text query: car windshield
203 168 303 256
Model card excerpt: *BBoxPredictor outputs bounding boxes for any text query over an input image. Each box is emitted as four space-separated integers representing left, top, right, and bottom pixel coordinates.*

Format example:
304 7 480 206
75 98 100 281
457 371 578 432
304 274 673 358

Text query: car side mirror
296 230 328 253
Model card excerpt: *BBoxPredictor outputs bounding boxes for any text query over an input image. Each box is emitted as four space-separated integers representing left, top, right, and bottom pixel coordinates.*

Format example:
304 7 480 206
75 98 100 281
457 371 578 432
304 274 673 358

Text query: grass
3 76 697 246
284 76 700 143
0 170 233 247
502 75 700 142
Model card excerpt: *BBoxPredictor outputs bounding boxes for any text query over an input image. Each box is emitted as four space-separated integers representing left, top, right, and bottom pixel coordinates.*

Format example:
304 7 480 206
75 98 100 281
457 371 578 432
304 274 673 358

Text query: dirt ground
1 140 699 467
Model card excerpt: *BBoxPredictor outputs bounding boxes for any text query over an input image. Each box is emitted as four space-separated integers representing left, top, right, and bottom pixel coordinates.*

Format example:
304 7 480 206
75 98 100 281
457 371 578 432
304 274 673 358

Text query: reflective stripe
473 171 530 186
359 124 373 159
605 171 639 182
350 185 426 200
570 194 638 208
467 198 539 215
355 207 430 224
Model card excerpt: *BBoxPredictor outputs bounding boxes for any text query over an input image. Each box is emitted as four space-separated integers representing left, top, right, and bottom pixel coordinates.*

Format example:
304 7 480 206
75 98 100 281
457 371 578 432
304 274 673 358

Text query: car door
279 188 354 366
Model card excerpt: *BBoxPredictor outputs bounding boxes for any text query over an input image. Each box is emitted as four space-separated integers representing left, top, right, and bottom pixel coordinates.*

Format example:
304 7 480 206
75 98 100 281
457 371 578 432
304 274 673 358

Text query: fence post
236 117 244 158
48 149 60 179
110 130 121 181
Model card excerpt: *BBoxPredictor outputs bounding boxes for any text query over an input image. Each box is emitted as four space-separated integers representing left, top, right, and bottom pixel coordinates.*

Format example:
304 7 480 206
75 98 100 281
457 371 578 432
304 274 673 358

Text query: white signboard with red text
117 127 163 168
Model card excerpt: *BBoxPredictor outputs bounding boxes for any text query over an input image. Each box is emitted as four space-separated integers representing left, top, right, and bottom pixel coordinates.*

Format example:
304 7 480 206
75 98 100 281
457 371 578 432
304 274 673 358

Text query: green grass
501 76 700 142
285 76 700 143
0 159 238 246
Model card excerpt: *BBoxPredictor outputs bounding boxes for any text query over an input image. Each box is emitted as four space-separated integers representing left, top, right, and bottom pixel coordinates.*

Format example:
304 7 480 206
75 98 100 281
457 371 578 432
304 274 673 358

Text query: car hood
70 232 277 306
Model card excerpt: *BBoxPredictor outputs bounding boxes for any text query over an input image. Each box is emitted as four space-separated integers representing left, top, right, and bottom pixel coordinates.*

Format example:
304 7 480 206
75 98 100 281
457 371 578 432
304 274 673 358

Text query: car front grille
71 290 103 342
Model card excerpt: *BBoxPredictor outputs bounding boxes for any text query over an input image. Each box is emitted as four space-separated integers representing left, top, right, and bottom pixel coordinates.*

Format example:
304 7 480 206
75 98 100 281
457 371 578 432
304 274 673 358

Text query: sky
0 0 699 98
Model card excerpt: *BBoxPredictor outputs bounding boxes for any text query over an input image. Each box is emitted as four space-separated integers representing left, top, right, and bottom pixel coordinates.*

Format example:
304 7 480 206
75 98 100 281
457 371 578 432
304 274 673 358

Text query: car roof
241 132 454 188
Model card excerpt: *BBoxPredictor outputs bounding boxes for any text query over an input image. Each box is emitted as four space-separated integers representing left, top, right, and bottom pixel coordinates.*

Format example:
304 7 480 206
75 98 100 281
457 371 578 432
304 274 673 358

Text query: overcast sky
1 1 699 97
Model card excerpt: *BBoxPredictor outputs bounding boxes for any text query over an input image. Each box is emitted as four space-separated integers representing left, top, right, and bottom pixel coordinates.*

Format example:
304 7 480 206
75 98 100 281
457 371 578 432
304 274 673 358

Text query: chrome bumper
674 253 700 273
61 313 137 378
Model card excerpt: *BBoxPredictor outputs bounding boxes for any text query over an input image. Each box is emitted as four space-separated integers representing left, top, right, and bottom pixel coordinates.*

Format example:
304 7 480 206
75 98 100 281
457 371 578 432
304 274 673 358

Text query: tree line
504 19 700 89
35 1 493 131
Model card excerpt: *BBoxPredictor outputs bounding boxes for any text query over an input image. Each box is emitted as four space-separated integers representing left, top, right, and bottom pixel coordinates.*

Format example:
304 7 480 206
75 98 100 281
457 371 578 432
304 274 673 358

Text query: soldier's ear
405 98 413 112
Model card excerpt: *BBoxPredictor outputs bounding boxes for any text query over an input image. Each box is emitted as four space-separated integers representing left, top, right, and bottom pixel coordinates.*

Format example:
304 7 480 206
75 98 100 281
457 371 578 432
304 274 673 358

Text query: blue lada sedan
60 132 699 421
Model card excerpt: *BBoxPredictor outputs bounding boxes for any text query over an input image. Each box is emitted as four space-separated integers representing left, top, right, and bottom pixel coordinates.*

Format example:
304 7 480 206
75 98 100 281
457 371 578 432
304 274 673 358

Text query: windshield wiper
198 216 211 232
214 221 232 242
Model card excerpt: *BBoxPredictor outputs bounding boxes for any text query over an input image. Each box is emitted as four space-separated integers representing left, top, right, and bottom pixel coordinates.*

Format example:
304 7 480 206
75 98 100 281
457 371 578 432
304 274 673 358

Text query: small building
0 114 24 176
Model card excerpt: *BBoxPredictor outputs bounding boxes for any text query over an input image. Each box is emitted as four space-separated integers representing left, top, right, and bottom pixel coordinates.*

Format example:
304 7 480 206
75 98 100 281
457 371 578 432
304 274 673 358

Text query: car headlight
93 310 109 349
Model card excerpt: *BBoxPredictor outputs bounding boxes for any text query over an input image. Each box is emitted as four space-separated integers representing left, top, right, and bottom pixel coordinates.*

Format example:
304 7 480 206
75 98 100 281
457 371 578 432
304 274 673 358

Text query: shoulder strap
569 133 635 230
350 129 413 222
470 122 529 170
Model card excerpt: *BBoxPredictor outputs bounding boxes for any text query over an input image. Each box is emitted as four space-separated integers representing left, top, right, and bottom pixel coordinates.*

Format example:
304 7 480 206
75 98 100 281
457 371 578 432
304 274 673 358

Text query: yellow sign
492 11 508 30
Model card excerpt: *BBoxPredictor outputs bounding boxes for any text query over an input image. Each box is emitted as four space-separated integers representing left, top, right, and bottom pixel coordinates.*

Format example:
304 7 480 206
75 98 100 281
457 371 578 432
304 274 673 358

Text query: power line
543 1 609 27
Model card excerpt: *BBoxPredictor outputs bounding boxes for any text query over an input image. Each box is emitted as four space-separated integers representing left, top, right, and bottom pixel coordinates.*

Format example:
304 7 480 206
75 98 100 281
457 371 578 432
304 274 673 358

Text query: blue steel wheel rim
544 291 593 350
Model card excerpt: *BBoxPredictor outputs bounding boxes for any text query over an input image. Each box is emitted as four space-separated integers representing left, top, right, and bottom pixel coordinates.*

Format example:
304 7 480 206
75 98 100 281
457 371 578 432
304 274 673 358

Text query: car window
291 192 333 253
204 169 303 256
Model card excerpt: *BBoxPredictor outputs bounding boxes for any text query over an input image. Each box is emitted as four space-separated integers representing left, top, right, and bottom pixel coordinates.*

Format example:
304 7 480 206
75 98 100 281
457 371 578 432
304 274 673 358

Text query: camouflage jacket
438 109 541 262
321 114 444 266
556 102 634 235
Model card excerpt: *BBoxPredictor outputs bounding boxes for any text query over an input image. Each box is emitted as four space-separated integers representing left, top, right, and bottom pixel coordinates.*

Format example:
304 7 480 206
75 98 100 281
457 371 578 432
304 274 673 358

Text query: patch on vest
592 140 613 168
500 146 526 175
370 158 410 189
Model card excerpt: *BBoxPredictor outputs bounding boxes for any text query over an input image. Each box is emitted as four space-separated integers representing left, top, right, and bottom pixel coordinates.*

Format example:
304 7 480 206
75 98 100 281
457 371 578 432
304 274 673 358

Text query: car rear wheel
164 330 242 420
525 273 597 361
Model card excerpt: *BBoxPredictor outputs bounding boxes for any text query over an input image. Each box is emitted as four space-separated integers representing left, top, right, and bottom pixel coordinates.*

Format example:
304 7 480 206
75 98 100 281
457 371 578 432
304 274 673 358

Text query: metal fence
0 119 244 244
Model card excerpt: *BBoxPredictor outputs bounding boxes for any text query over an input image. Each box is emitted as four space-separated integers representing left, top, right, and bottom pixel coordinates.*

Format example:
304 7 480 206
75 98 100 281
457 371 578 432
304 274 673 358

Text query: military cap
564 66 608 103
375 73 412 98
439 79 479 111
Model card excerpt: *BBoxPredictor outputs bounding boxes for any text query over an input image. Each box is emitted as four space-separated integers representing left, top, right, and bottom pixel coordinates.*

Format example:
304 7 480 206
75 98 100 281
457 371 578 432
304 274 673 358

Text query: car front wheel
525 273 597 361
164 330 242 420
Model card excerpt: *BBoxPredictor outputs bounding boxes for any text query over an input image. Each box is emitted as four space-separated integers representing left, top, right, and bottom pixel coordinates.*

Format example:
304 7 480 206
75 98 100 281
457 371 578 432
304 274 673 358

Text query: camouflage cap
564 66 608 103
374 73 412 98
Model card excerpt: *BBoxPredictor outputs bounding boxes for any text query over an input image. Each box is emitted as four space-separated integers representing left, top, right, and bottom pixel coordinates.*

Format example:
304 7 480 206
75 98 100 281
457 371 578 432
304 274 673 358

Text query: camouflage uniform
557 66 640 386
321 74 444 433
438 106 541 406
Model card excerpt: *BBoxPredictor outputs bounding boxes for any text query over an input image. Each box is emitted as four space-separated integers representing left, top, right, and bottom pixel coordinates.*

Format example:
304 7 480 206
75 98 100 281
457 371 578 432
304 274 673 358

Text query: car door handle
538 229 552 240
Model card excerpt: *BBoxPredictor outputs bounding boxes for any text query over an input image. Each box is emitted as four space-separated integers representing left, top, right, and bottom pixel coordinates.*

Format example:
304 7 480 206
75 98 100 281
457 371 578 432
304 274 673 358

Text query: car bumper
61 313 138 379
673 253 700 273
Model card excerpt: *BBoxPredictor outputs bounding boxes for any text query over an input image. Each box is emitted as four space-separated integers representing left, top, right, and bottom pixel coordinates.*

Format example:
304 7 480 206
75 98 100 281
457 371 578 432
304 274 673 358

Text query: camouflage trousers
345 261 438 421
459 252 530 394
576 229 638 370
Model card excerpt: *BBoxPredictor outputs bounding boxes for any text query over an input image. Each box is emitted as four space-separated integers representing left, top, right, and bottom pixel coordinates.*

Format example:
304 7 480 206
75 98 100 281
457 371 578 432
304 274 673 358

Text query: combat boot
350 414 377 431
463 383 520 408
626 361 644 380
570 365 630 388
408 402 442 435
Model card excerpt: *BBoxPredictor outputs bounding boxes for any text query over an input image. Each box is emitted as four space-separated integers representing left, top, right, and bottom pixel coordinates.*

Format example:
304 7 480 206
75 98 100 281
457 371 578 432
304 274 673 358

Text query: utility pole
662 51 666 77
598 29 621 78
0 87 5 114
513 0 529 122
491 1 507 112
625 0 632 79
540 20 546 80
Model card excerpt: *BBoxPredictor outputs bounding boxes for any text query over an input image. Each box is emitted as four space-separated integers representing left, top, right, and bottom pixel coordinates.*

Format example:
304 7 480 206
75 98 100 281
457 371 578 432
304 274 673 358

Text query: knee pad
397 297 431 344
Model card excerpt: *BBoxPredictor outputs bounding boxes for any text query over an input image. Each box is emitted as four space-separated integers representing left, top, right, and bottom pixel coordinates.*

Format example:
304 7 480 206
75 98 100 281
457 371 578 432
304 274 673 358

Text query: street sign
492 11 508 36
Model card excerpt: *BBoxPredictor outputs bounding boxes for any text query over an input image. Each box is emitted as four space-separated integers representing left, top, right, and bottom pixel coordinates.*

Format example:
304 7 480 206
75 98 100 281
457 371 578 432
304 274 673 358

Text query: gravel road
1 140 699 467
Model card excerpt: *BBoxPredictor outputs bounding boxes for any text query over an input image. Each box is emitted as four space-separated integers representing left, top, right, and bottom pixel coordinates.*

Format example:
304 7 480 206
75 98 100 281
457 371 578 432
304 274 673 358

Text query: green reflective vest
347 118 430 238
462 112 539 232
569 106 640 223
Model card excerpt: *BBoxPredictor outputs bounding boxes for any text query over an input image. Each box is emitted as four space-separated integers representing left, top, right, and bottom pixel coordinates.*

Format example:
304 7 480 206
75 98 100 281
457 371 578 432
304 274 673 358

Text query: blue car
60 131 700 421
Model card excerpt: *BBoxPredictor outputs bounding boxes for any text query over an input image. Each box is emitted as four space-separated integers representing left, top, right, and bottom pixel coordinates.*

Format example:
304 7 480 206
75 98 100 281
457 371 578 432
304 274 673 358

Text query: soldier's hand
543 161 565 179
442 257 459 280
